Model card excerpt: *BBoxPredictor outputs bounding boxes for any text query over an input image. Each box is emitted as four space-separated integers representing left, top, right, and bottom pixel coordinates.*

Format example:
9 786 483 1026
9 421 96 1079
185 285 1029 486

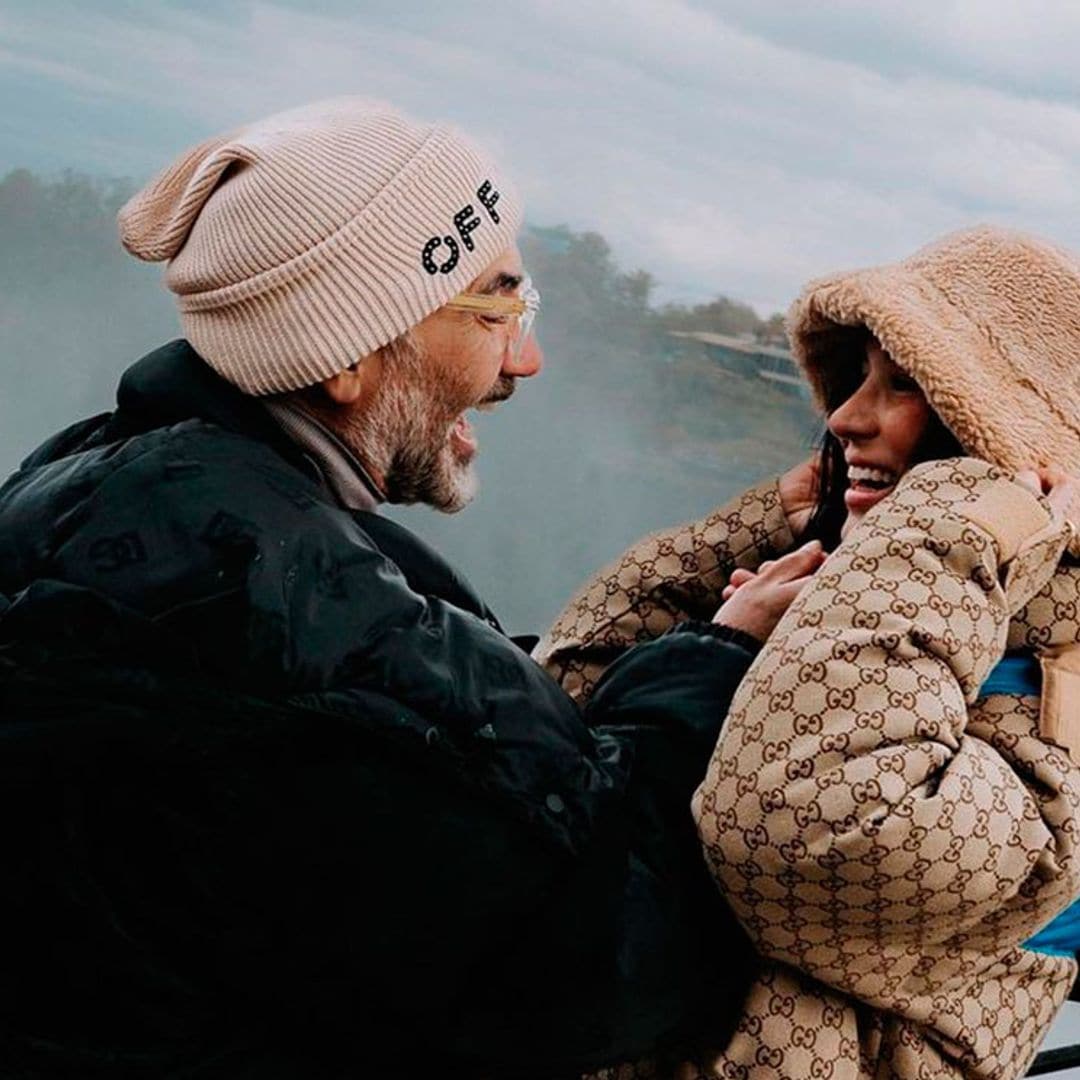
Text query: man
0 99 819 1078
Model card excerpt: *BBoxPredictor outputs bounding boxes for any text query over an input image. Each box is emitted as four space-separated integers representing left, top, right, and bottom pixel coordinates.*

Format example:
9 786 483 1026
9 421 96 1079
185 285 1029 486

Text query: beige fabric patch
965 485 1050 563
1039 643 1080 766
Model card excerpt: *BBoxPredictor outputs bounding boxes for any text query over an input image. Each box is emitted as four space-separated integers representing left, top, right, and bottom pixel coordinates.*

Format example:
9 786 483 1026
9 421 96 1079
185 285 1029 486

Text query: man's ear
321 364 364 405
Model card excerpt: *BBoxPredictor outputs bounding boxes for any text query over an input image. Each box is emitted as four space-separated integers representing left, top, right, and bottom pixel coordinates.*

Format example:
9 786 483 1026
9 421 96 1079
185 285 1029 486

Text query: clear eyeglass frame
444 275 540 362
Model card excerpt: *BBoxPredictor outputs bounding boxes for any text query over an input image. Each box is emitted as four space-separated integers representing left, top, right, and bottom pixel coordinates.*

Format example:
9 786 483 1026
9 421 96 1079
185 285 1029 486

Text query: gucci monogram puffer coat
538 459 1080 1079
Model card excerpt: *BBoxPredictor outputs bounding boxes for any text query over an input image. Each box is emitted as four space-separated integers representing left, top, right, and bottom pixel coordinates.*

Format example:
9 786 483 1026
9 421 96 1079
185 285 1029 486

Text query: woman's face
827 337 932 538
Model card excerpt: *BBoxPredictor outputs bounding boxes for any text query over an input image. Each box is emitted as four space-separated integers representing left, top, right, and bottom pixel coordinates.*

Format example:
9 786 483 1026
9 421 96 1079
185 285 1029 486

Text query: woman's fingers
712 540 828 642
1017 464 1078 519
723 568 758 600
771 574 819 607
759 540 826 581
724 544 826 599
729 568 757 586
1042 468 1078 519
1015 469 1041 498
779 456 821 540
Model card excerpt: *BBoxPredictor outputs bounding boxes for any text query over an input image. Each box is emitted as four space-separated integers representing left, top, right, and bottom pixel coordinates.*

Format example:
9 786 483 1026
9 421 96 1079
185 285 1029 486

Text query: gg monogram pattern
543 460 1080 1080
535 478 794 703
1010 568 1080 652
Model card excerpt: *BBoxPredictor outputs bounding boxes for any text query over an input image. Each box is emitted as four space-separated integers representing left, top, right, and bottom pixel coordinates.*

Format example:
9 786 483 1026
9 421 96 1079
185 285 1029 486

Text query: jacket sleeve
694 459 1076 1039
586 622 761 802
245 516 626 859
536 477 795 704
474 626 763 1075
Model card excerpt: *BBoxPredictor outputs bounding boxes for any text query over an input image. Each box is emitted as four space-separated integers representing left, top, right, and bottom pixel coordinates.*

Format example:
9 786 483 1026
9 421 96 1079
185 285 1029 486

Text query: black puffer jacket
0 341 756 1078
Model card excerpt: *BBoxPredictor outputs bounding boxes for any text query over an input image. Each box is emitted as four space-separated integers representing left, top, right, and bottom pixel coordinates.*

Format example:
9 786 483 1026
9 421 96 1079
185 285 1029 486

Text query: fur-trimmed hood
787 226 1080 474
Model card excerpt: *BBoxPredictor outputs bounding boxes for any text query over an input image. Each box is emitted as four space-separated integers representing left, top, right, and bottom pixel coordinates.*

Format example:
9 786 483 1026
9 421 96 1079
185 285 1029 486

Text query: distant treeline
523 223 787 347
0 168 814 632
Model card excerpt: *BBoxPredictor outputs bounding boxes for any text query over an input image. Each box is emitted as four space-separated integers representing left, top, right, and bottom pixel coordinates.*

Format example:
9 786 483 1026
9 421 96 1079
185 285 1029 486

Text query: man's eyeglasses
445 275 540 363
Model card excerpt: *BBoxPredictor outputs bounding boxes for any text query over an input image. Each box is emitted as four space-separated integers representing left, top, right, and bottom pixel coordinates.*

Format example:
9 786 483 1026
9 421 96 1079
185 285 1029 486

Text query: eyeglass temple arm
444 293 529 315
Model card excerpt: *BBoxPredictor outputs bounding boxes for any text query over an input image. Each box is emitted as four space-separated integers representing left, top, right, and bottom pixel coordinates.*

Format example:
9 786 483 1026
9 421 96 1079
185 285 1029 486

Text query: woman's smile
828 339 932 536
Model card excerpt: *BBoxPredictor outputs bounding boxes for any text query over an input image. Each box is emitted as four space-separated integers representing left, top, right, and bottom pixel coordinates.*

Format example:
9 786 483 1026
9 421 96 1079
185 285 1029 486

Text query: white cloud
0 45 122 97
704 0 1080 98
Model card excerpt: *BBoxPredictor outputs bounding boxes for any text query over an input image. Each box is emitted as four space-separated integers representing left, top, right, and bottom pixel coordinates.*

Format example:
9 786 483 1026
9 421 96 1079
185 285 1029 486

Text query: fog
0 169 818 635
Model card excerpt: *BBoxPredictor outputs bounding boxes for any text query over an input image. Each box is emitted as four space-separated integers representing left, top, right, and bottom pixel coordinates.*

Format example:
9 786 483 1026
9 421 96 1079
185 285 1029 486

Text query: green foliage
519 225 670 419
658 294 786 343
761 312 787 345
523 227 662 340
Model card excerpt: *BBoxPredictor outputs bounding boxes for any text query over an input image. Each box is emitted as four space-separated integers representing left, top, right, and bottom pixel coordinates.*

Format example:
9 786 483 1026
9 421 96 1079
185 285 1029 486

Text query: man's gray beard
344 362 480 514
381 374 478 513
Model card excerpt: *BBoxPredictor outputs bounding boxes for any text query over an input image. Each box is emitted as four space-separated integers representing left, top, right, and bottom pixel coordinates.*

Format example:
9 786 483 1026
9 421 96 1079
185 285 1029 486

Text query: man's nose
503 332 543 378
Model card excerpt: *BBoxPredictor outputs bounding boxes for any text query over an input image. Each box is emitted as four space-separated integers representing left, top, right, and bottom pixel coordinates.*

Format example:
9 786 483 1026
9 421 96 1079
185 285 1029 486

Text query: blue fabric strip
978 653 1041 698
978 654 1080 956
1027 901 1080 956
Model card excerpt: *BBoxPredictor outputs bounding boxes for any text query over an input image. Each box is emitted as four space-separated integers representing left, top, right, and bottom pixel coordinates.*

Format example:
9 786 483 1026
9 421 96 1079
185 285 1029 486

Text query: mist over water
0 169 819 635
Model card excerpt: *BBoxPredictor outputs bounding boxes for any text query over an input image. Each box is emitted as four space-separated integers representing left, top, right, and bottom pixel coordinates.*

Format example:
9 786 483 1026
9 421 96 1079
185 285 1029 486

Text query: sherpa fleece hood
787 225 1080 475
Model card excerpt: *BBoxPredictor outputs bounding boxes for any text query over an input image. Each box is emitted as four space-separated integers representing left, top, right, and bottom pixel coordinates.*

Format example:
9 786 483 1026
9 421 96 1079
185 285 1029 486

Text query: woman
538 225 1080 1079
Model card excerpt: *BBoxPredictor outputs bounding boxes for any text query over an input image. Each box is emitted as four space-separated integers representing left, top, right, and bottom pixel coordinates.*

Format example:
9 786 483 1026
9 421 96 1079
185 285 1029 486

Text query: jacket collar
108 340 336 493
113 341 394 513
263 398 384 512
112 340 290 449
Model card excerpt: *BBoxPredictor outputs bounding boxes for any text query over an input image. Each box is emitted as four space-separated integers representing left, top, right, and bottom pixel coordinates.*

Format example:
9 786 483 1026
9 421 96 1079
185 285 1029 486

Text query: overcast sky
3 0 1080 312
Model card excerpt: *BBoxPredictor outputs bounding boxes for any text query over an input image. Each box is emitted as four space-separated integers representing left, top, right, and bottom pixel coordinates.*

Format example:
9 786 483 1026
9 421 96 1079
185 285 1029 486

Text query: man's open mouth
449 382 516 457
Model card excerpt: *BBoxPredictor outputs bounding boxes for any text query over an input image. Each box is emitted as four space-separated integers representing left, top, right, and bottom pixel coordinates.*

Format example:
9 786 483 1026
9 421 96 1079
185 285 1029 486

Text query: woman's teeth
848 465 897 490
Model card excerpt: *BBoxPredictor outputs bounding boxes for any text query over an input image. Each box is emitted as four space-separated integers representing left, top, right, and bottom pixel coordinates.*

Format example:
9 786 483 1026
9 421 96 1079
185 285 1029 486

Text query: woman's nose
828 382 879 443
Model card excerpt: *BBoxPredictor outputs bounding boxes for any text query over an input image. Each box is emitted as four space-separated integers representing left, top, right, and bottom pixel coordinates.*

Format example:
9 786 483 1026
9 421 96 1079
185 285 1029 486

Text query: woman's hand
713 540 828 643
778 456 820 540
1014 464 1078 521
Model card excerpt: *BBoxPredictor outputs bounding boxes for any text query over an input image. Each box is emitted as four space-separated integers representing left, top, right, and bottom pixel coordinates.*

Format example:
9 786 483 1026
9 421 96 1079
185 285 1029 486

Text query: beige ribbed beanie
787 225 1080 474
118 98 523 395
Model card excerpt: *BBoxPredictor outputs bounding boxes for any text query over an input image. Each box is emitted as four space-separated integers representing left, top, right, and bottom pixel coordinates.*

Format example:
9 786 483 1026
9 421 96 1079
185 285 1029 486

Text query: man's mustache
480 376 516 405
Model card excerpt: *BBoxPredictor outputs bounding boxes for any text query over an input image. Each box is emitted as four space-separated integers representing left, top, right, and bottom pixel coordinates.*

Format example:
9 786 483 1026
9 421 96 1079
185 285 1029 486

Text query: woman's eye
891 373 920 392
480 314 510 326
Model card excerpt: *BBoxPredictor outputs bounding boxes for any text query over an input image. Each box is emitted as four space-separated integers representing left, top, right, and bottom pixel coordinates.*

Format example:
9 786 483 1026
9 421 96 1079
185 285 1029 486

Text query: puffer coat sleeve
694 457 1080 1079
537 477 794 703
